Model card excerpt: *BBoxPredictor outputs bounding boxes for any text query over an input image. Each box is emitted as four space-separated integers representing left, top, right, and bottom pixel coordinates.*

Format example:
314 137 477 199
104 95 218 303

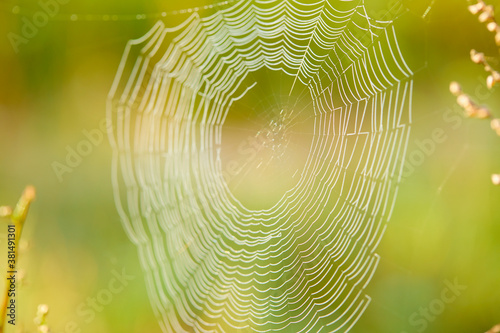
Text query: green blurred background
0 0 499 332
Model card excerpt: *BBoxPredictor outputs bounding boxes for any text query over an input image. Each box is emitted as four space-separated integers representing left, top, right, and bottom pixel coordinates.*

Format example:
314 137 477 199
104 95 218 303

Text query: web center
220 70 314 210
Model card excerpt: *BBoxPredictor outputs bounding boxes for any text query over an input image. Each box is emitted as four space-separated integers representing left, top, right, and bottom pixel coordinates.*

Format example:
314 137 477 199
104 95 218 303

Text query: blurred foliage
0 0 499 332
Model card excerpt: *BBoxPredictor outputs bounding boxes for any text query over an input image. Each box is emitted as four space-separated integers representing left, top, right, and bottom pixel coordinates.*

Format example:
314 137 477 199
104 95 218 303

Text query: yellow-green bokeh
0 0 499 332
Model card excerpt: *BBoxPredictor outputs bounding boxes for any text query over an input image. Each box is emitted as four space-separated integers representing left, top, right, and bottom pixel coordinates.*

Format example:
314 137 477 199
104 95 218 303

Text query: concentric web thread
107 0 413 332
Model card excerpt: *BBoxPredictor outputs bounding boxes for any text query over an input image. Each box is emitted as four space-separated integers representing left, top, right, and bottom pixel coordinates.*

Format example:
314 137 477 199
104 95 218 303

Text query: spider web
107 0 413 332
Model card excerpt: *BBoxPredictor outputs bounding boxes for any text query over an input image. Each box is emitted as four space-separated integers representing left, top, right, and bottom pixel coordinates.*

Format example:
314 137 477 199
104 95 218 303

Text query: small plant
450 0 500 185
487 323 500 333
450 2 500 332
33 304 49 333
0 186 38 333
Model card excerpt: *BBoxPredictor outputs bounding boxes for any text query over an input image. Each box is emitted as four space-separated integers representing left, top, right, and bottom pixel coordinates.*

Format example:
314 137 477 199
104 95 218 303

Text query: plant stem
0 186 35 333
